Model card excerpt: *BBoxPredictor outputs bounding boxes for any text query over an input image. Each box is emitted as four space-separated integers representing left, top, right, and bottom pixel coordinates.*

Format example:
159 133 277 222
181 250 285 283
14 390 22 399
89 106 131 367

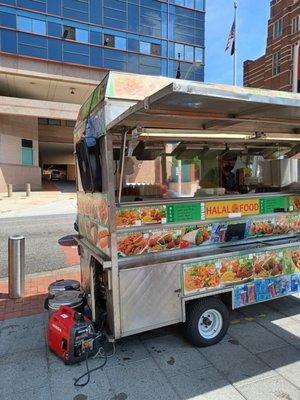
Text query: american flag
225 20 236 55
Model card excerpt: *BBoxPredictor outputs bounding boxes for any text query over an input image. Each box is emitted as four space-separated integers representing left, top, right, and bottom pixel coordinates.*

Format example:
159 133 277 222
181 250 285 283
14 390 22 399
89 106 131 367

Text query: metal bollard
26 183 31 197
7 183 12 197
8 235 25 299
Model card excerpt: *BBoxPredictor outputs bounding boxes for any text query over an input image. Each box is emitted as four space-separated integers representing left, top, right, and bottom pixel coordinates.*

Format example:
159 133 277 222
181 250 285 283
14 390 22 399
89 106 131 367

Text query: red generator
48 306 97 364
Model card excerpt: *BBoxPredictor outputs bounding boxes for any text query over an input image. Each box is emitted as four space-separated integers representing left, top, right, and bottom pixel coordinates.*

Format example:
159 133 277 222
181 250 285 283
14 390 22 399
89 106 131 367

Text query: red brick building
244 0 300 92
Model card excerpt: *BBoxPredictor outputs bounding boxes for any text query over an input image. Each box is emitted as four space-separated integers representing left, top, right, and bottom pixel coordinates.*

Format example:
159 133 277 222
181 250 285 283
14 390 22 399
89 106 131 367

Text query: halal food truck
74 71 300 346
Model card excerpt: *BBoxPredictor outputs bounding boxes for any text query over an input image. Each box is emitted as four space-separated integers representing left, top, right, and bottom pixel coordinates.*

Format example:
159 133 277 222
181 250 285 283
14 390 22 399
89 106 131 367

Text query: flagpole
233 1 237 85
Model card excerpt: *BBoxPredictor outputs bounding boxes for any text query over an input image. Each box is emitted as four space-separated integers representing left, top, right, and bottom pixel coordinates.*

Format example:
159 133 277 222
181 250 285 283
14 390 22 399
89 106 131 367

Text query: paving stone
0 313 46 356
143 334 210 377
104 337 151 368
237 375 300 400
228 319 286 354
6 385 52 400
48 354 113 400
0 348 49 397
261 317 300 350
267 297 300 322
257 345 300 389
240 303 300 349
169 366 245 400
106 358 180 400
199 337 276 387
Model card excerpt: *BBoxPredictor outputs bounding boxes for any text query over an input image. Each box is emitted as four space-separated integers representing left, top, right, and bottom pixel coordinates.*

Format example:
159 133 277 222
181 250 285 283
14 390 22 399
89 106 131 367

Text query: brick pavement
0 266 80 321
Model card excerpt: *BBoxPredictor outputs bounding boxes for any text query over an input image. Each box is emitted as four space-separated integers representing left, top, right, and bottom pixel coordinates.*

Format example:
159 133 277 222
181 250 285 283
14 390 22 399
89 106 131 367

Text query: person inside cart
221 159 237 193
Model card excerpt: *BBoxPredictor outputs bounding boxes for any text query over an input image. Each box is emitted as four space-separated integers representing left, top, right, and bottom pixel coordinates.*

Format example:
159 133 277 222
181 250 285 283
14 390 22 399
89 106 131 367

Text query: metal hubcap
198 309 223 339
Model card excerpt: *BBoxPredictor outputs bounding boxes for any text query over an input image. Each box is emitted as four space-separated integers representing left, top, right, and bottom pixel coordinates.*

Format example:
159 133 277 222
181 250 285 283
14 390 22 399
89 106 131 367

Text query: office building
0 0 206 191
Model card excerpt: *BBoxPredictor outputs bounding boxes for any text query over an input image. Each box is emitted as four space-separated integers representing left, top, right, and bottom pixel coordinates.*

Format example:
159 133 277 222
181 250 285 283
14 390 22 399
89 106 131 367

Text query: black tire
184 297 229 347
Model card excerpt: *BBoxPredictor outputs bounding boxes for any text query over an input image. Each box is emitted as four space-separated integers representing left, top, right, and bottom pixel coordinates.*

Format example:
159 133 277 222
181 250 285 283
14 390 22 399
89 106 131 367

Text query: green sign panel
259 197 286 214
167 202 202 223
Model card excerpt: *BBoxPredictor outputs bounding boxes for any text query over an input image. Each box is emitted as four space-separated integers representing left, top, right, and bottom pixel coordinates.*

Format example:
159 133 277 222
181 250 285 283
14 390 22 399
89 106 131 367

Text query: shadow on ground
0 296 299 400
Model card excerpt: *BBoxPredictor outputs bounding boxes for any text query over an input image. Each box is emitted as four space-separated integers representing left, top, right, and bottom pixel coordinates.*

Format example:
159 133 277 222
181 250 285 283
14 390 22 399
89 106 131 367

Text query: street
0 213 77 278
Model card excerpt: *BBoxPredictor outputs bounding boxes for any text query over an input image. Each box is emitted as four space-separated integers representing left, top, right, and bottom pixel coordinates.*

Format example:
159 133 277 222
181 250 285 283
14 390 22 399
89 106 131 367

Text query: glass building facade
0 0 205 80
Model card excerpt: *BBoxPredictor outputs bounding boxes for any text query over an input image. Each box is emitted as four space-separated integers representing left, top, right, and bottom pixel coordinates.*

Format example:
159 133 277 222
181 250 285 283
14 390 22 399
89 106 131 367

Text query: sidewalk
0 181 76 217
0 265 80 321
0 296 299 400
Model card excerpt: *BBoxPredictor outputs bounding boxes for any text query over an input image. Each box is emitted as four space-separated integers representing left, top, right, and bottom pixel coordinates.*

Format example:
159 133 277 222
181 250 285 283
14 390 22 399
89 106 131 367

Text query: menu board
205 199 260 219
166 202 204 223
259 196 286 214
181 245 300 297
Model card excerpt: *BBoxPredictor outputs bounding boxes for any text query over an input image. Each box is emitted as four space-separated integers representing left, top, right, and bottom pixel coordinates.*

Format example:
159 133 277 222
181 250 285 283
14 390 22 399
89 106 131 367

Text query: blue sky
205 0 270 85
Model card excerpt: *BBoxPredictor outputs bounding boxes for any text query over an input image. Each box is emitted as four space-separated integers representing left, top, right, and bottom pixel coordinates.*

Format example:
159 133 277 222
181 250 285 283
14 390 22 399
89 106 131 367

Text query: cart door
119 262 182 336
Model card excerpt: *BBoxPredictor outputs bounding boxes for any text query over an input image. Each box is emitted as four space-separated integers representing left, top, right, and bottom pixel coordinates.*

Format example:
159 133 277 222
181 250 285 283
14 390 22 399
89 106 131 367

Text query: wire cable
74 347 108 387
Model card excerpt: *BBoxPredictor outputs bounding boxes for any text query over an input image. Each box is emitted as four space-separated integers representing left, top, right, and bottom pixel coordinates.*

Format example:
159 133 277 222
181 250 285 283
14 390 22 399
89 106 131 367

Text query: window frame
63 25 89 42
17 15 46 35
21 139 33 166
273 19 283 38
292 15 299 34
272 51 281 75
139 41 161 56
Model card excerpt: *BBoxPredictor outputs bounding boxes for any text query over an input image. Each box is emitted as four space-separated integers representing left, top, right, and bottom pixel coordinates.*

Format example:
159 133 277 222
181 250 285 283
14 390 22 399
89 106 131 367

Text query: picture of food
184 262 220 294
181 226 211 246
97 228 109 250
97 197 108 225
289 214 300 232
249 219 274 237
292 197 300 211
253 252 283 278
283 248 300 273
148 230 182 252
116 208 139 228
117 232 148 257
140 206 166 224
274 215 293 234
220 256 253 283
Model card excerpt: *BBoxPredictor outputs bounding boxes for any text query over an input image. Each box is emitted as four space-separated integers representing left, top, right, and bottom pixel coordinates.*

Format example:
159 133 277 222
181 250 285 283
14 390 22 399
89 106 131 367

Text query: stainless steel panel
263 159 299 187
119 263 182 335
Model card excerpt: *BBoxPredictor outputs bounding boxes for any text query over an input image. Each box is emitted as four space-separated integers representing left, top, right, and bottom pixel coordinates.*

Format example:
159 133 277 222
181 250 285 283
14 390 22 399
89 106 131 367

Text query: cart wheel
184 297 229 347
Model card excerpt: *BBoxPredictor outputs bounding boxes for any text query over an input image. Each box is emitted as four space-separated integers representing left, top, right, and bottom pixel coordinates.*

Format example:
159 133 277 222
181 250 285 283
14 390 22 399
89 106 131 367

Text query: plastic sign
205 199 260 219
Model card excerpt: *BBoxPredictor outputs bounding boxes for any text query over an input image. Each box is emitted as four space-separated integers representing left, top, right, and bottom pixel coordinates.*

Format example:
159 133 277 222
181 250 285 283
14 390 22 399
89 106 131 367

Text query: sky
205 0 270 85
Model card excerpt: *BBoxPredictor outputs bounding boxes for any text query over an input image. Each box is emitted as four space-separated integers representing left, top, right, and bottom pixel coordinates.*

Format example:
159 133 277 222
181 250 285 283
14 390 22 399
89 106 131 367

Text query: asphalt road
0 214 76 278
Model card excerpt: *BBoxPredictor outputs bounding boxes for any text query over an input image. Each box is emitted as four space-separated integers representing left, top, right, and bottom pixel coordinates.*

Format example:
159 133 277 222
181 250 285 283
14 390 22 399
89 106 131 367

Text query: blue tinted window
1 30 17 53
32 19 46 34
18 0 46 12
174 43 184 59
195 0 204 11
0 11 16 28
76 28 88 42
185 0 194 8
140 41 150 54
195 47 204 63
184 45 193 61
115 36 126 49
17 16 31 32
17 16 46 34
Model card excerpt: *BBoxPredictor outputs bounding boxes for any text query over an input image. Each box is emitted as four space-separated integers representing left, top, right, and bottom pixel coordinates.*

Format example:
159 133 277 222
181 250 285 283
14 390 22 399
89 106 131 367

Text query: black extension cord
74 346 108 387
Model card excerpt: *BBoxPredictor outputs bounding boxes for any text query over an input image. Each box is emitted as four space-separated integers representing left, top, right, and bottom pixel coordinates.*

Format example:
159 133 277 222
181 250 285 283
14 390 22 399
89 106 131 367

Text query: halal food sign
205 199 260 219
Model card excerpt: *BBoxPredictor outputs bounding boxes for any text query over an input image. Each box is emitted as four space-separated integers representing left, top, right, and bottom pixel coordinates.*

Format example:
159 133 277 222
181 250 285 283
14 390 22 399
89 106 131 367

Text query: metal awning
106 81 300 138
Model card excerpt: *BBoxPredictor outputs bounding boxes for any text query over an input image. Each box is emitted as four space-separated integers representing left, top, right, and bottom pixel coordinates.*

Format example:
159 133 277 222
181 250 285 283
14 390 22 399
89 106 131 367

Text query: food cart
74 71 300 346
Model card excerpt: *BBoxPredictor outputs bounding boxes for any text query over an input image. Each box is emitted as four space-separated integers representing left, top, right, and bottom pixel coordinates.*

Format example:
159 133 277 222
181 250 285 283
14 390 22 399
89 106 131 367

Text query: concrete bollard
7 183 12 197
26 183 31 197
8 235 25 299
